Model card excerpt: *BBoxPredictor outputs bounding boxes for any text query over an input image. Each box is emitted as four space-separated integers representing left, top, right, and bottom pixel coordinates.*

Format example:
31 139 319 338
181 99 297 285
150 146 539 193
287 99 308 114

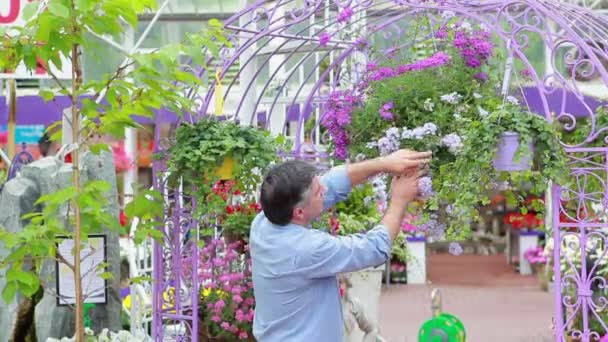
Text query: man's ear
292 207 304 221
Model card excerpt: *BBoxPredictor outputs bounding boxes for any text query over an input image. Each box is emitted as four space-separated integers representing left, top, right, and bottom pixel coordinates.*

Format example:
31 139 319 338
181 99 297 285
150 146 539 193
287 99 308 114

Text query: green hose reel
418 289 466 342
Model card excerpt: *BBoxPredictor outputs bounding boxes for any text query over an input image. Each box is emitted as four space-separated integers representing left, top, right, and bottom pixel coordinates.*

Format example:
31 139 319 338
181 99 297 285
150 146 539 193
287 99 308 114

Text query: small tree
0 0 227 340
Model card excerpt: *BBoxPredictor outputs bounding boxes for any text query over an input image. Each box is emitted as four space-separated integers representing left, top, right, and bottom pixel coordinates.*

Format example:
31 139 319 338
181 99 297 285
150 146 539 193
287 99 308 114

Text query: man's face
294 176 326 223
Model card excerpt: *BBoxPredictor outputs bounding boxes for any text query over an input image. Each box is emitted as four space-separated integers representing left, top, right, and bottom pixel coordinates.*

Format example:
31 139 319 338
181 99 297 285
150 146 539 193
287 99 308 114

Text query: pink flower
215 300 225 309
238 331 249 340
233 295 243 303
221 322 230 330
337 7 353 23
211 315 221 322
318 31 331 46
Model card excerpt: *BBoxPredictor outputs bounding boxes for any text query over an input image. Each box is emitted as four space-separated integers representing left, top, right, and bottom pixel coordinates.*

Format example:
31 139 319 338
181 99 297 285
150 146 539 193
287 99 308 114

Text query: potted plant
434 105 568 239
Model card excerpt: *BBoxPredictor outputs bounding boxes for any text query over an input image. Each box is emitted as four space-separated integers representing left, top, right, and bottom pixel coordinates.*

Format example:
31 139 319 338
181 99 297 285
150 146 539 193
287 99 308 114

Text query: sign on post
0 0 72 79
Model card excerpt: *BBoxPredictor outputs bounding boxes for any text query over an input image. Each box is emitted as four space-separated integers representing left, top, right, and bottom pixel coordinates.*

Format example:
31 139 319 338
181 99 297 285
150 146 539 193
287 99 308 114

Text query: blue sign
0 125 45 144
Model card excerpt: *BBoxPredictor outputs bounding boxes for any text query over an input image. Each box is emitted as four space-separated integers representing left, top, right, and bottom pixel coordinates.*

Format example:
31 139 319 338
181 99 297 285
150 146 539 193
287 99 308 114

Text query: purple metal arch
152 0 608 341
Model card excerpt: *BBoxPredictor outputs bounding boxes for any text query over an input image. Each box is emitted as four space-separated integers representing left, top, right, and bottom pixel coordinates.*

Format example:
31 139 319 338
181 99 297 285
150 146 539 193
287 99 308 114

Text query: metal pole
7 79 16 159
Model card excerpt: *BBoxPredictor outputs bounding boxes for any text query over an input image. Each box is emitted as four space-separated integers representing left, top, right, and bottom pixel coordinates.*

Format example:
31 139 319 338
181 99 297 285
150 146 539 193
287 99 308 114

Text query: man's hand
390 168 426 205
381 149 432 175
381 169 426 240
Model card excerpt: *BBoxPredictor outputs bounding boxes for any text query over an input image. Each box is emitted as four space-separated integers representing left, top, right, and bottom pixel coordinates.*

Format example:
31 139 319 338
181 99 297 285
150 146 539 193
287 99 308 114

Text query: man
249 149 431 341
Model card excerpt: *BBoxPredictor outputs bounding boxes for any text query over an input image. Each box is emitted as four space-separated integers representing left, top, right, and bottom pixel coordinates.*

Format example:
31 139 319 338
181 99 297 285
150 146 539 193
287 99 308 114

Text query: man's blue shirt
249 166 392 341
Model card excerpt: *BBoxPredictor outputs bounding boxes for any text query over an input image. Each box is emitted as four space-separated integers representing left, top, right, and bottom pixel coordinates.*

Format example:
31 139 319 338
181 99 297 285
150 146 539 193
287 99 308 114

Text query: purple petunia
338 7 354 23
318 31 331 46
379 101 395 120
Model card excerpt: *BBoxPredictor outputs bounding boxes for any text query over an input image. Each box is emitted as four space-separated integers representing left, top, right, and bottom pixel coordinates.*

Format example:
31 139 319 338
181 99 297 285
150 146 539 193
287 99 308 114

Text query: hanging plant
165 118 286 235
432 106 568 239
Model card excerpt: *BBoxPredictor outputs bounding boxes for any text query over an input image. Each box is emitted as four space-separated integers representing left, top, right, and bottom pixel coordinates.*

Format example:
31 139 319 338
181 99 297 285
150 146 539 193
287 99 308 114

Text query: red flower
119 211 128 226
226 205 235 214
330 217 340 233
249 203 262 212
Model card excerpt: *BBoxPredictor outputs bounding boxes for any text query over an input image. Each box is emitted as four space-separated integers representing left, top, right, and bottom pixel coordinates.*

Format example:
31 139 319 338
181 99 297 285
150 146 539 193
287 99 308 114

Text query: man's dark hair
260 160 318 225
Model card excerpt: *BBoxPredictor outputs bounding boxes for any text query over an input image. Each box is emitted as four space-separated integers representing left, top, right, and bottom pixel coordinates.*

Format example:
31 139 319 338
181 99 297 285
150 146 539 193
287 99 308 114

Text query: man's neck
290 218 311 227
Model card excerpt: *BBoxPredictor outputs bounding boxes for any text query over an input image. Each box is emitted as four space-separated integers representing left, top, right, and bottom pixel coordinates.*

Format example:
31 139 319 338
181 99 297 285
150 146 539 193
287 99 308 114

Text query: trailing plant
432 106 568 239
0 0 227 339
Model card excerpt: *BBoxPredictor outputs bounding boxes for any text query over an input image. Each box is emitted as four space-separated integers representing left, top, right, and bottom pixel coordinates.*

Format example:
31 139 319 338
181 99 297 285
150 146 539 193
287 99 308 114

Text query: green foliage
166 118 284 236
434 106 568 239
333 184 381 235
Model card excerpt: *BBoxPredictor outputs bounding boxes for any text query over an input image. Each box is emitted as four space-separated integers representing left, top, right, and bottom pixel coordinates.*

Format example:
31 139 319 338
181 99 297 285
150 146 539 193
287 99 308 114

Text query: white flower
366 141 378 149
453 113 462 120
401 129 414 140
478 106 489 116
506 96 519 105
422 122 438 135
473 92 482 99
440 92 462 105
460 21 472 31
441 133 463 154
423 98 435 112
386 127 400 142
441 11 455 19
456 104 469 114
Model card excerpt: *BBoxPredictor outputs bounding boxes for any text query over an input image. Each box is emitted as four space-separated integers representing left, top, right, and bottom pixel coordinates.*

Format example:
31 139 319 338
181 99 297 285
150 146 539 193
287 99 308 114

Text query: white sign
56 235 108 305
0 0 72 79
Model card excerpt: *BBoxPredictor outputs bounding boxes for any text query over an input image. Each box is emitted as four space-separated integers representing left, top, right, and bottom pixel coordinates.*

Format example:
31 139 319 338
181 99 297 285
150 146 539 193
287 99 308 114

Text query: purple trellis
152 0 608 341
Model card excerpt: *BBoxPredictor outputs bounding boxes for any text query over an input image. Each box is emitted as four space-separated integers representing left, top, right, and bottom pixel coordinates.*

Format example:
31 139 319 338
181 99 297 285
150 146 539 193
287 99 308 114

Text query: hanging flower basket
493 132 534 171
214 157 236 180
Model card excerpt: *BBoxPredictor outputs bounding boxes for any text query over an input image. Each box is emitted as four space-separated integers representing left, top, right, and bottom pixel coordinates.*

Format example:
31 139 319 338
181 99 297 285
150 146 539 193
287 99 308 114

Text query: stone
0 177 41 342
0 151 122 340
36 151 122 340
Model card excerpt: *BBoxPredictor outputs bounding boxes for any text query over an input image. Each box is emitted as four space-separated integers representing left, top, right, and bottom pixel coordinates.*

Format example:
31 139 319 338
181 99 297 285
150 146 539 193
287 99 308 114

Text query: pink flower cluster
338 7 354 23
198 238 255 340
368 52 451 82
524 246 547 265
321 90 361 160
453 29 493 68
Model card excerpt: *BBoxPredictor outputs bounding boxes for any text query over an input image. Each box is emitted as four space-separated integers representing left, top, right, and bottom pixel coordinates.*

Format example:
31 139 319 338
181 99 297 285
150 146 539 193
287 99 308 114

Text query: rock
0 152 122 340
0 177 41 342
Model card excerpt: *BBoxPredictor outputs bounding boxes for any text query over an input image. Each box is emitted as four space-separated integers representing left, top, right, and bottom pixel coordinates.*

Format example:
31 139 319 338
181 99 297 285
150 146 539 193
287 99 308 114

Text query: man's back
250 213 343 341
250 166 392 341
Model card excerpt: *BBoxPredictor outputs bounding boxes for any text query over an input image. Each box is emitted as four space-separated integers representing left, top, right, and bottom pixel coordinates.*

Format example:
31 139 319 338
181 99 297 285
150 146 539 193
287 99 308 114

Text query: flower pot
493 132 534 171
214 157 236 180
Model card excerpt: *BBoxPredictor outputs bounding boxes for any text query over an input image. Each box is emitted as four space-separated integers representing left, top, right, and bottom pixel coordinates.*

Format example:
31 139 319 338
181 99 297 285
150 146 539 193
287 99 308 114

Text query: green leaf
100 272 113 280
22 2 40 21
47 2 70 18
39 90 55 102
2 282 18 303
90 143 110 154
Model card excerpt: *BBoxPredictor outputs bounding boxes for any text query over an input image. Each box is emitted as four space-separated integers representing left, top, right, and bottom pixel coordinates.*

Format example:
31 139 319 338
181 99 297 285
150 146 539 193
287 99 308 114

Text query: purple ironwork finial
7 143 34 181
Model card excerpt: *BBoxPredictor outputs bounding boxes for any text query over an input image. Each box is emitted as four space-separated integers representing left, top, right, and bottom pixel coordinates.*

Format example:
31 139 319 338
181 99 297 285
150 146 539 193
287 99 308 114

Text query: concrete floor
379 254 554 342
